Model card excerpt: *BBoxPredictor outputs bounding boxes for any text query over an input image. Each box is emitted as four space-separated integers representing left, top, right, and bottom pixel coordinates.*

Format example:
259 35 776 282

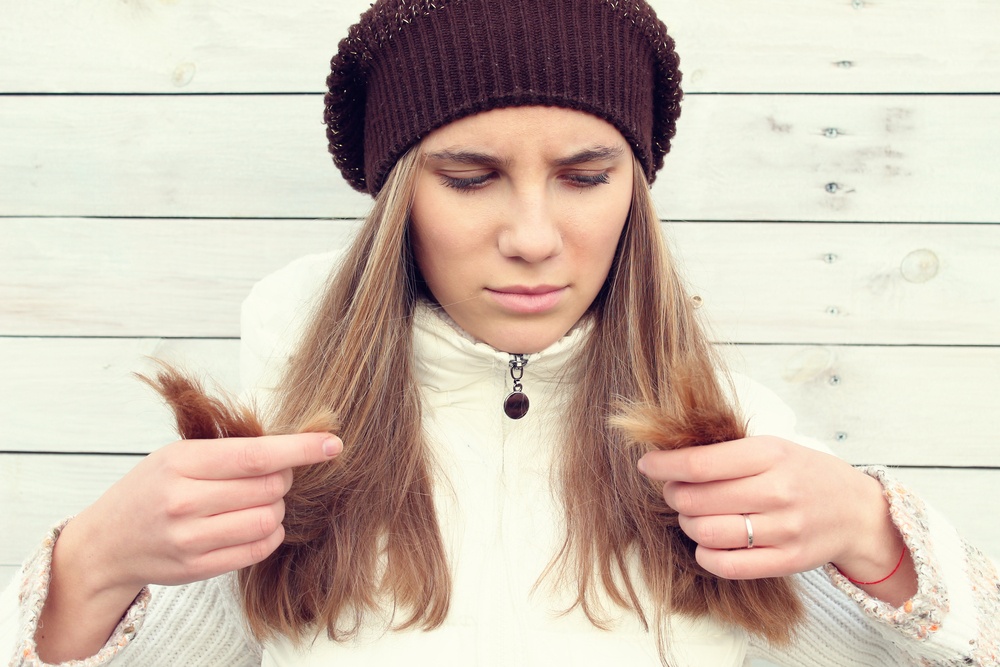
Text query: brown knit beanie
325 0 683 196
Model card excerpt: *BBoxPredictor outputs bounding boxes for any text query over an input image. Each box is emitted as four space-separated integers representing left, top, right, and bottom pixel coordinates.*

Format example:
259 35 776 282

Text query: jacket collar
411 300 589 395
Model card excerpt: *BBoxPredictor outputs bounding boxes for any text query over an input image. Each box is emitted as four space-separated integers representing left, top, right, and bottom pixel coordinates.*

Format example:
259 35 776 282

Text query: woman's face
409 106 634 353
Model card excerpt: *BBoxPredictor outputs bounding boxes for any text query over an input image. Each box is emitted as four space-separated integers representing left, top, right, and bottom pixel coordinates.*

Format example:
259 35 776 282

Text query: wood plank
0 566 18 590
0 95 370 219
2 338 998 468
731 345 1000 467
1 1 997 94
669 221 1000 346
0 338 240 455
0 454 142 566
3 219 998 344
660 95 1000 224
0 218 355 338
1 95 999 222
663 0 1000 94
889 468 1000 560
3 455 997 567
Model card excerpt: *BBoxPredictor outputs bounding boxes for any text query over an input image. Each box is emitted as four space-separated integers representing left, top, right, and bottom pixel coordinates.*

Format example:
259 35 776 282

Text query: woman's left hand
637 436 917 604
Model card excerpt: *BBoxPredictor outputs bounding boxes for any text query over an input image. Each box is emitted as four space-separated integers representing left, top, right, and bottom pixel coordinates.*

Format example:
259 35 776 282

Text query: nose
497 189 564 263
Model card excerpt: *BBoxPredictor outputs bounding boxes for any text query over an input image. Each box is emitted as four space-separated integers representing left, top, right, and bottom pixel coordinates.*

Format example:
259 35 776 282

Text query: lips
486 285 566 314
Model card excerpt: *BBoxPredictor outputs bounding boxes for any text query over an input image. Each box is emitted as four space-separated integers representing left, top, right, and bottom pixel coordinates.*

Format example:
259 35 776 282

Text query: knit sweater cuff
824 466 1000 664
10 519 151 667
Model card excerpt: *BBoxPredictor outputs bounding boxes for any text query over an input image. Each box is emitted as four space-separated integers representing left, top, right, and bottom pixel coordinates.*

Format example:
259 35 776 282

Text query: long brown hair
149 145 801 659
550 158 802 651
239 146 451 642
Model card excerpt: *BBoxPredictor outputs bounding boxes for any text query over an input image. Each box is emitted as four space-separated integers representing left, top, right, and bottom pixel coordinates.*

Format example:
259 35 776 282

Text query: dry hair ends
144 148 802 663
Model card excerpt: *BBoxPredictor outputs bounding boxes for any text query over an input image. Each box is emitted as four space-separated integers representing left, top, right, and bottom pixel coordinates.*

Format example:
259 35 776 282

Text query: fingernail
636 456 647 475
322 437 342 457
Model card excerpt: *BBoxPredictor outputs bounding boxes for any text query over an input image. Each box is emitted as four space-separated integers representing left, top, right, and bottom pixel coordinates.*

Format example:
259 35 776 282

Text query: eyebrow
552 145 626 166
424 144 626 169
424 150 511 169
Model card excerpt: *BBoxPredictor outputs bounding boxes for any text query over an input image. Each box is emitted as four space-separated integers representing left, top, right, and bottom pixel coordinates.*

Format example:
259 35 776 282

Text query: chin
480 322 573 355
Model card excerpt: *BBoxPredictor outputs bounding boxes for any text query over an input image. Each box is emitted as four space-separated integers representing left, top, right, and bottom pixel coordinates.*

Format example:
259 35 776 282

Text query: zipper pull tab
503 354 529 420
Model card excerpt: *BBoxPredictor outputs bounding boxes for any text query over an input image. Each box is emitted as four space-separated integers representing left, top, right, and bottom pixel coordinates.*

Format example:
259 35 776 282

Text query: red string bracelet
835 546 907 586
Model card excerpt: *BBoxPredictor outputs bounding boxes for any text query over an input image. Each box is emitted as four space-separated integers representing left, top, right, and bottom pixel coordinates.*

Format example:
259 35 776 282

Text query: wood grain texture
0 566 18 591
0 218 355 337
0 454 142 566
886 468 1000 560
1 1 997 94
730 345 1000 467
671 221 1000 345
3 455 997 567
2 95 999 221
3 219 997 343
0 338 240 454
2 337 997 467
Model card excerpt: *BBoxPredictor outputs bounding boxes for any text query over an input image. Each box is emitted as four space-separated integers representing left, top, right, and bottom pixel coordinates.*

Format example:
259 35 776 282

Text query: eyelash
439 171 611 191
440 173 494 190
569 172 611 187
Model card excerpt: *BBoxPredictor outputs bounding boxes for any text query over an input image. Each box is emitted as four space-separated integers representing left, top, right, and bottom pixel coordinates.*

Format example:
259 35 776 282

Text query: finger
661 472 796 517
695 544 817 581
179 432 342 480
176 500 286 556
678 513 770 551
638 437 786 483
176 524 287 584
165 469 293 518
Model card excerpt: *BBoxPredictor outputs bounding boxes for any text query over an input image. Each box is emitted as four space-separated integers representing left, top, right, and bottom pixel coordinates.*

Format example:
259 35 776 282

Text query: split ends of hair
135 360 340 445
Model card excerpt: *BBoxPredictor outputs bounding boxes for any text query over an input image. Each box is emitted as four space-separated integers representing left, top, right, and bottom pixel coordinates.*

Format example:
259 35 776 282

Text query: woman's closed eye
439 171 497 191
439 170 612 192
563 171 611 188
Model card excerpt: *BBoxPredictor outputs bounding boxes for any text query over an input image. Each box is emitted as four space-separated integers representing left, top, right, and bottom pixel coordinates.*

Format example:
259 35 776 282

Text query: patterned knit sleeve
746 467 1000 666
1 521 260 667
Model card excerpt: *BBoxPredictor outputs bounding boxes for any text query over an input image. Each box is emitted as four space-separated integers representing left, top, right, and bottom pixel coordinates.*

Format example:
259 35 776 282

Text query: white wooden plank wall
1 0 998 637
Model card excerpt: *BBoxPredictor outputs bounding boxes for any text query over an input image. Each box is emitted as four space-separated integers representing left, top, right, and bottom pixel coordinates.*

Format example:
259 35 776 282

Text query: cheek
410 212 487 306
410 190 454 278
411 181 481 252
584 197 631 263
411 218 478 278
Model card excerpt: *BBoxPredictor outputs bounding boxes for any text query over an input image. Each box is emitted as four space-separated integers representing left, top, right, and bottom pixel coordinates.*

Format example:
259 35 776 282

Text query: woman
4 0 998 665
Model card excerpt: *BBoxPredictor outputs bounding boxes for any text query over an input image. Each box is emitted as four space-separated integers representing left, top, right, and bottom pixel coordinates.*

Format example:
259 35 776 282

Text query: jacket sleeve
733 375 1000 666
1 521 260 667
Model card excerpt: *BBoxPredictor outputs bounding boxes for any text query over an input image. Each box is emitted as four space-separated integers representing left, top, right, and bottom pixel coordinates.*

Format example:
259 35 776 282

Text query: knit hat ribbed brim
325 0 683 196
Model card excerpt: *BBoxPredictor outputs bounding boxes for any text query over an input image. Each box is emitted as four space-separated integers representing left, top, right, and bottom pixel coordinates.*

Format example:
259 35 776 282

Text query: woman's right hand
35 432 342 663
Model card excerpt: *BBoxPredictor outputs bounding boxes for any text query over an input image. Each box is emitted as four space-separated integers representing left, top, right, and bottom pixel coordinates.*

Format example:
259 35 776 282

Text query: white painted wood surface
0 218 354 337
4 220 998 342
2 1 998 93
0 455 142 566
0 338 240 455
0 568 17 592
3 95 999 221
730 345 1000 466
661 222 1000 346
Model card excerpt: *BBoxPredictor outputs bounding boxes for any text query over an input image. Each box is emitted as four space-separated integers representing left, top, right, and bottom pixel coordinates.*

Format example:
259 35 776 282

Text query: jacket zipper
502 354 529 419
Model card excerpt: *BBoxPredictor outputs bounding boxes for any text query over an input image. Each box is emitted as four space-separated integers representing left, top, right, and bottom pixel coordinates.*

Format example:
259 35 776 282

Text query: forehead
420 106 629 157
